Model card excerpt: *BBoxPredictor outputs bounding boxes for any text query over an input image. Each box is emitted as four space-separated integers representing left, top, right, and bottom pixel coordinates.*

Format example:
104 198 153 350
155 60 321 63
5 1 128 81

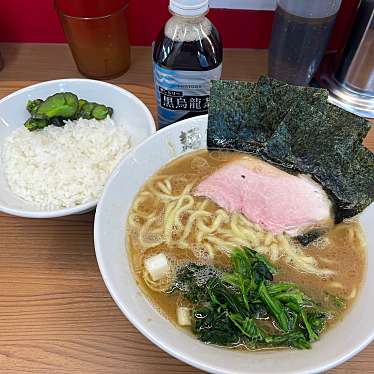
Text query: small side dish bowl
94 115 374 374
0 79 156 218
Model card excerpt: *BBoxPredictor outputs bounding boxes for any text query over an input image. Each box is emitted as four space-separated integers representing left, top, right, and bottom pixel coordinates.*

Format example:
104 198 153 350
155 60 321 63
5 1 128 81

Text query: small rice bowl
1 117 131 210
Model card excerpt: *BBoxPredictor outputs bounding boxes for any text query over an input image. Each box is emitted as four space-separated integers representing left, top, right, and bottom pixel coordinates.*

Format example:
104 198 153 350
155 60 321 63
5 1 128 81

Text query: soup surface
126 150 366 350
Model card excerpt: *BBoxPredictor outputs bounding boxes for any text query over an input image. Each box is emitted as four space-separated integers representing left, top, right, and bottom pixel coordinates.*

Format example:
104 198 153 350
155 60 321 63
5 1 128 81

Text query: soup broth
126 150 366 349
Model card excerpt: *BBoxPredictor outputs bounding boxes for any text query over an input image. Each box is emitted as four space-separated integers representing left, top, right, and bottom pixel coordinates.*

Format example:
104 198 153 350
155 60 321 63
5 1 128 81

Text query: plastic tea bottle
153 0 223 128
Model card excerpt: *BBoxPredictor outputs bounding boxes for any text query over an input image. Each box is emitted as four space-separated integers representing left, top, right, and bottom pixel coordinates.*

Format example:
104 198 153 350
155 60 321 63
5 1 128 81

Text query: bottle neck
169 10 209 23
164 11 213 42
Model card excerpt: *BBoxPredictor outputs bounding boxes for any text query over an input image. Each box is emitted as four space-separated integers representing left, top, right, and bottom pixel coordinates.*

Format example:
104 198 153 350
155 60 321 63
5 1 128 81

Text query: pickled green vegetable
36 92 79 119
23 92 114 131
79 102 96 119
26 99 43 115
24 118 49 131
92 104 110 120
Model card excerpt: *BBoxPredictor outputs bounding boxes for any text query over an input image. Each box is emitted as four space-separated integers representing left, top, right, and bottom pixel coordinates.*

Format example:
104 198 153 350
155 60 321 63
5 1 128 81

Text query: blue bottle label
153 64 222 128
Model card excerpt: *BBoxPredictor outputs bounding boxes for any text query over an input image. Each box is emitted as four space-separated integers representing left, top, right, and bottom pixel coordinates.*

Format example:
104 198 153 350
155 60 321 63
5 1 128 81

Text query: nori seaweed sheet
246 76 329 142
207 76 374 221
265 102 372 220
296 229 327 246
208 77 329 154
207 80 255 151
315 145 374 221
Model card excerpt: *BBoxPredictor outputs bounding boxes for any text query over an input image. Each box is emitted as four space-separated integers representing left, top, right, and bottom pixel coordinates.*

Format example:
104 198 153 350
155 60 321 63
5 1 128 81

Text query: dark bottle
153 0 223 128
268 0 341 86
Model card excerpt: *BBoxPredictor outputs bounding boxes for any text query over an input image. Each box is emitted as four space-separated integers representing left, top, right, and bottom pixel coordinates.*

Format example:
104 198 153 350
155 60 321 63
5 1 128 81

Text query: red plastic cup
55 0 131 79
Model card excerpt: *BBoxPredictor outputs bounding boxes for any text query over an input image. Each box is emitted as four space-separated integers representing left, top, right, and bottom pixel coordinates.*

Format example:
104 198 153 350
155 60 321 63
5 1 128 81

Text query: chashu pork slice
194 157 333 236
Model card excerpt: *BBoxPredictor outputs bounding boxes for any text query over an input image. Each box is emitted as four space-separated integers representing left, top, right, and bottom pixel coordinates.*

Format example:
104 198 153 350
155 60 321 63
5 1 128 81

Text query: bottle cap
169 0 209 16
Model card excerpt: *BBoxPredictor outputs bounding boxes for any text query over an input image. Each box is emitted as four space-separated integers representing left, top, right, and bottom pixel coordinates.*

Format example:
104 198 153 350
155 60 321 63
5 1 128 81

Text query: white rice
2 117 131 210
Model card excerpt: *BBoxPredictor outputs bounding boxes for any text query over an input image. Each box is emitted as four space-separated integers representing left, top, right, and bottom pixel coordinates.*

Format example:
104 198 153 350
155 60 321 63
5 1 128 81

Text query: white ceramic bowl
94 115 374 374
0 79 156 218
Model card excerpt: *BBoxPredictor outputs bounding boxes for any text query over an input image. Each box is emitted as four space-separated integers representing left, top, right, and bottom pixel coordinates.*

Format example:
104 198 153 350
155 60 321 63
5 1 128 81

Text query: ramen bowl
94 115 374 374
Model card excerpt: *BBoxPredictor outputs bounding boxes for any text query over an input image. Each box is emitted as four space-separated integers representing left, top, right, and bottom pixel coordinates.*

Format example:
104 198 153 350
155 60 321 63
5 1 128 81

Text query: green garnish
26 98 43 115
173 246 331 350
36 92 79 119
324 291 346 309
24 92 114 131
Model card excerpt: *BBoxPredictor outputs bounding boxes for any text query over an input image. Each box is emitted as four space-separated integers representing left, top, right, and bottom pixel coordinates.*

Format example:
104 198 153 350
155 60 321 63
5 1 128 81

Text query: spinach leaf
229 314 267 343
258 281 290 332
171 262 220 303
193 307 241 346
173 247 330 350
